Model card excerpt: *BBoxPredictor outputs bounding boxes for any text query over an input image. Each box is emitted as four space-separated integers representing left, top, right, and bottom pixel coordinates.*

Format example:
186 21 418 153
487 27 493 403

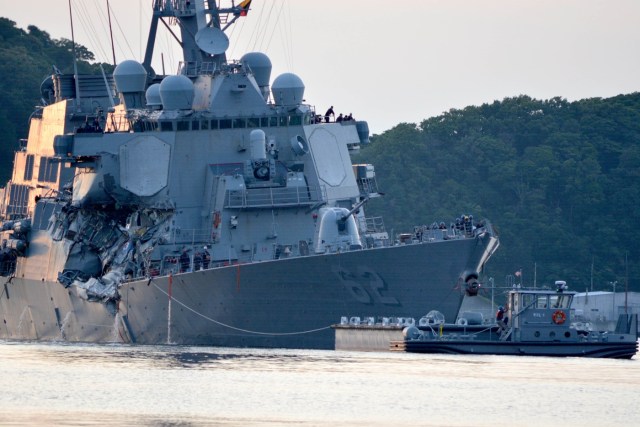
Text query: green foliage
355 94 640 292
0 18 113 182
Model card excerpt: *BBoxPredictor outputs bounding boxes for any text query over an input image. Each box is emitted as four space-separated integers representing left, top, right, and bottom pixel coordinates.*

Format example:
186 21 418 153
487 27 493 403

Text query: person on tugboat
496 306 509 334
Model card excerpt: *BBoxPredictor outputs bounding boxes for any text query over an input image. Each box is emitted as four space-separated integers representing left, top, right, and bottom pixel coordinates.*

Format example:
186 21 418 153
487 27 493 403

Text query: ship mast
142 0 252 75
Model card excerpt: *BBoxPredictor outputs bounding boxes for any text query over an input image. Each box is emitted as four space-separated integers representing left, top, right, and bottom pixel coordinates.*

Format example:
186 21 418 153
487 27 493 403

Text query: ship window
220 119 232 129
279 116 288 127
247 117 259 128
192 120 200 130
145 121 158 131
535 295 548 309
201 120 209 130
160 121 173 131
289 115 302 126
521 294 535 310
37 157 59 183
269 116 278 127
551 295 571 309
177 121 190 131
233 118 246 128
210 119 219 129
24 154 35 180
7 183 29 219
260 117 269 127
303 114 312 125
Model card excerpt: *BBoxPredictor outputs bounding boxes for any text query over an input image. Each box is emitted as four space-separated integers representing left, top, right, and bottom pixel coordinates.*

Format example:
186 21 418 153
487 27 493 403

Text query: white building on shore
572 291 640 332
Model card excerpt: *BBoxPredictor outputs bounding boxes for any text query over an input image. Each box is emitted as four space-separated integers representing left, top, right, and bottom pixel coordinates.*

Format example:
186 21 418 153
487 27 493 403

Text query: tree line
354 93 640 292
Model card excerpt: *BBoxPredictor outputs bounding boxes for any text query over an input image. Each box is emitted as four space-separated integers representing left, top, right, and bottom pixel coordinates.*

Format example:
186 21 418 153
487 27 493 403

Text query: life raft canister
552 310 566 325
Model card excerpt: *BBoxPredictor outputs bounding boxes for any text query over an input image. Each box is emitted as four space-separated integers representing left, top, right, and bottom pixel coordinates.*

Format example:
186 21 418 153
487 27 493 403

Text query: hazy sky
4 0 639 133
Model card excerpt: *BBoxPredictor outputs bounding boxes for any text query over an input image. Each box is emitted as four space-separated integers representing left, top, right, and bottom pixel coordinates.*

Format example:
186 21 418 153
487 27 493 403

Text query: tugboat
0 0 499 348
336 282 638 358
390 282 638 358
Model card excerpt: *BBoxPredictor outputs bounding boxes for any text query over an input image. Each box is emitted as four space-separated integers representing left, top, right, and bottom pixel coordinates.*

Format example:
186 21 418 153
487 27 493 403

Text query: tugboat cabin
508 282 575 342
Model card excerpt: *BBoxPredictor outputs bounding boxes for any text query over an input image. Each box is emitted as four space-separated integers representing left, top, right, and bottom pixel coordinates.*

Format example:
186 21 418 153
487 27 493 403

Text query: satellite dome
241 52 272 88
113 60 147 93
159 75 194 110
145 83 162 107
271 73 305 106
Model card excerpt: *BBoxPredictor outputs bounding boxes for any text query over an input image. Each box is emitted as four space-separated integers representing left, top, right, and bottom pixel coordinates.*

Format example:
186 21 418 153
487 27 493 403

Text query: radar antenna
142 0 252 75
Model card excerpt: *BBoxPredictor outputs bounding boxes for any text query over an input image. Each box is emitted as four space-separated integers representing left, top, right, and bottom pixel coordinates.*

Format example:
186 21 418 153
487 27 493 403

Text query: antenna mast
68 0 81 107
106 0 117 66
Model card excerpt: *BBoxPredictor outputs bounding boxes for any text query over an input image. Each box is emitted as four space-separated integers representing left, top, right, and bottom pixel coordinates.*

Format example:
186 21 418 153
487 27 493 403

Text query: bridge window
177 121 190 131
233 118 246 128
160 121 173 131
192 120 200 130
24 154 35 180
210 119 219 130
289 115 302 126
220 119 232 129
201 120 209 130
260 117 269 127
269 116 278 127
38 157 59 183
247 117 259 128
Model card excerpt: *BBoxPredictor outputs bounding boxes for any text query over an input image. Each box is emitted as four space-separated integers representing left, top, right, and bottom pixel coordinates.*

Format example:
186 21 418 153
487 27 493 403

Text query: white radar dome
113 60 147 93
145 83 162 107
241 52 272 88
271 73 305 106
160 75 194 110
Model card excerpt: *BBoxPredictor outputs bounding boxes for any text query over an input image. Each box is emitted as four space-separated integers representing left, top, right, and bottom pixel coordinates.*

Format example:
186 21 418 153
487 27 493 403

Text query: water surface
0 342 637 426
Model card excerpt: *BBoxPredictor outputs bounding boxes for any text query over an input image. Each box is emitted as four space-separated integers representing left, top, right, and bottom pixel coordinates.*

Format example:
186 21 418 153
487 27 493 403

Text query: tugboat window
536 295 548 309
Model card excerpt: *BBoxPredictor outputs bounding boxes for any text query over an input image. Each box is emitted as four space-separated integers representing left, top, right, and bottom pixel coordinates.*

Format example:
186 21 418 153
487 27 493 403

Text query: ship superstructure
0 0 499 348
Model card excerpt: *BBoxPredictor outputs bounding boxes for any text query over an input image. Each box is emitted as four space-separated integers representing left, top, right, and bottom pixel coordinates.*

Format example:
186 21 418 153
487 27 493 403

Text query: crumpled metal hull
0 235 497 349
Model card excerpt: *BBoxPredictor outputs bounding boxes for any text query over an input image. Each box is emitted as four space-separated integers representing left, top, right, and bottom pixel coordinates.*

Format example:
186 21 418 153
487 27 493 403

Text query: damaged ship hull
0 234 496 349
0 1 500 350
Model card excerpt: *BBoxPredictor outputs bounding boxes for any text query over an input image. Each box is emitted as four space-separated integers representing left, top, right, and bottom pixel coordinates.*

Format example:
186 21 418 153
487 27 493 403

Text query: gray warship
0 0 499 348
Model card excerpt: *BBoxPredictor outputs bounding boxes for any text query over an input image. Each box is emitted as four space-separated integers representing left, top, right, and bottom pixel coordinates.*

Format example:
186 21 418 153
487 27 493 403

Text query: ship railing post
167 273 172 344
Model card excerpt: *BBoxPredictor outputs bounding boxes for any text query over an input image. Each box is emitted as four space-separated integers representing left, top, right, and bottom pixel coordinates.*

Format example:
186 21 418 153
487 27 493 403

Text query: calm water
0 341 637 426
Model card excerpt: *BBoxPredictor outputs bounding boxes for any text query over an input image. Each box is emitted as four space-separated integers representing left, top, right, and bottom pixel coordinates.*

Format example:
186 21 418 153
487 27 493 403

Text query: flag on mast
239 0 252 16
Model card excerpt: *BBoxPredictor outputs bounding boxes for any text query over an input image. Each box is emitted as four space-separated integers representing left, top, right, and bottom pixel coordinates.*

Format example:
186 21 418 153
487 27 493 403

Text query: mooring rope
150 280 331 336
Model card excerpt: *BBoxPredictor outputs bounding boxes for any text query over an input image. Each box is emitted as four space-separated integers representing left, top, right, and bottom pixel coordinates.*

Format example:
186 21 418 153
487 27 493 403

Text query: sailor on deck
324 106 335 123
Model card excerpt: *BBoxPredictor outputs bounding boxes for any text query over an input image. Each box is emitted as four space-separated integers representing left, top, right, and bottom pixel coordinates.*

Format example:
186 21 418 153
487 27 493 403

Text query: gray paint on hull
0 236 494 349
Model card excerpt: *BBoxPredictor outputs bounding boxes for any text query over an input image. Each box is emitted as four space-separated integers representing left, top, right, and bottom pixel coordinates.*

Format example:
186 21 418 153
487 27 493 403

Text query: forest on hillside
354 94 640 292
1 17 639 292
